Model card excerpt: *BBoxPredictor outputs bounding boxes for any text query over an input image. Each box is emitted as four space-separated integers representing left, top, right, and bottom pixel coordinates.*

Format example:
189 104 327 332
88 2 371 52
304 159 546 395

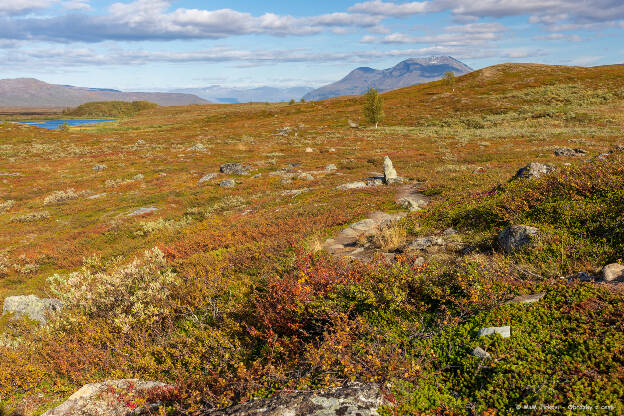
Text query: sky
0 0 622 90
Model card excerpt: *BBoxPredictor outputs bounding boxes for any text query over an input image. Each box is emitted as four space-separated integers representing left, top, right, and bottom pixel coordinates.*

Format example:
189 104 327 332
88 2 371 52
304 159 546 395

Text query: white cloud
0 0 54 15
348 1 433 16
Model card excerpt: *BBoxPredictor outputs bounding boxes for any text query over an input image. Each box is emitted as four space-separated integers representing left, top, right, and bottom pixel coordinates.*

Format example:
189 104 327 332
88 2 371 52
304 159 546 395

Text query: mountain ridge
0 78 208 107
303 56 473 101
170 85 314 103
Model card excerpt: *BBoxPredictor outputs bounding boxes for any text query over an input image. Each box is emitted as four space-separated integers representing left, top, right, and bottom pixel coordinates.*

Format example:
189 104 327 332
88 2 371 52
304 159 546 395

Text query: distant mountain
170 86 314 103
303 56 473 101
0 78 209 107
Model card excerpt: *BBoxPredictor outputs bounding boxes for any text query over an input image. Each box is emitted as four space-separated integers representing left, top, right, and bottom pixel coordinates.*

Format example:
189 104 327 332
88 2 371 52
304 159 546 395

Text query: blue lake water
16 119 119 129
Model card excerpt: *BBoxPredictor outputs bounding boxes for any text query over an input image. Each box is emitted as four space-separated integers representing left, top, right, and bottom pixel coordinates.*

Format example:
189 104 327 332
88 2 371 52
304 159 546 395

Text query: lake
16 119 119 129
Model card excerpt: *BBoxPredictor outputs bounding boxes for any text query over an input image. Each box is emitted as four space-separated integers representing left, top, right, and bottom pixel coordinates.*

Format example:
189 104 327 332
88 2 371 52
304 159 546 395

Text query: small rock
87 193 106 200
365 177 384 187
135 139 146 145
92 164 107 171
443 228 458 236
127 207 157 217
511 162 555 181
220 163 250 175
337 181 367 190
602 263 624 282
348 119 359 128
472 346 491 359
188 143 207 152
2 295 63 325
383 156 397 184
564 272 595 282
281 188 310 197
478 326 511 338
398 196 426 211
198 173 218 184
554 147 586 157
305 147 314 153
219 179 236 188
413 256 425 267
328 148 336 152
42 379 173 416
407 236 445 251
498 225 538 253
325 164 337 171
505 292 546 304
298 173 314 181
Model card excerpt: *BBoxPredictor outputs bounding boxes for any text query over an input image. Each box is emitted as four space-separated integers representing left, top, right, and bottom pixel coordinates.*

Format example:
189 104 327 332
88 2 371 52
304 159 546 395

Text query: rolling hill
170 85 314 103
303 56 472 101
0 78 209 107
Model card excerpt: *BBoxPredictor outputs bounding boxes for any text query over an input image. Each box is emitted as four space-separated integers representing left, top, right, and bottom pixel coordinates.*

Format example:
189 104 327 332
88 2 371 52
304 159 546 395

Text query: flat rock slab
43 379 173 416
478 326 511 338
205 383 385 416
506 292 546 304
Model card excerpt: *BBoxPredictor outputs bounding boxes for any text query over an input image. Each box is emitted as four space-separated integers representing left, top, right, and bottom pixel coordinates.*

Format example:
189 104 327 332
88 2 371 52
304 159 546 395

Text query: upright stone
383 156 397 184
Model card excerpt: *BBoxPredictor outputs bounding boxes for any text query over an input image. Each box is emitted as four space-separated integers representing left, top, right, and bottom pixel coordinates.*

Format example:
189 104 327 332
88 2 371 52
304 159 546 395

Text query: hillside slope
1 62 624 415
303 56 472 101
0 78 209 107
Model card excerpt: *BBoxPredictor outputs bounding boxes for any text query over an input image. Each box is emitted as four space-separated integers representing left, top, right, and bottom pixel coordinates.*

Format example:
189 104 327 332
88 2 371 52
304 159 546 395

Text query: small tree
442 71 456 92
363 88 384 128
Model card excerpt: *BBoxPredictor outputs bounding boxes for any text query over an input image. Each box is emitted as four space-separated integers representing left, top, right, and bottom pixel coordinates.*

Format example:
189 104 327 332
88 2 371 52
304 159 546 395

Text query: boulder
511 162 555 181
2 295 63 325
220 163 250 175
204 383 385 416
42 379 173 416
383 156 397 184
602 263 624 282
219 179 236 188
498 225 538 253
554 147 586 157
478 326 511 338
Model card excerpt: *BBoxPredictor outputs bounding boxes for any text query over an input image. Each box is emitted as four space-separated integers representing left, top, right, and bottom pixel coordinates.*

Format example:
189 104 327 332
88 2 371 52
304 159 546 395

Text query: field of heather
1 64 623 415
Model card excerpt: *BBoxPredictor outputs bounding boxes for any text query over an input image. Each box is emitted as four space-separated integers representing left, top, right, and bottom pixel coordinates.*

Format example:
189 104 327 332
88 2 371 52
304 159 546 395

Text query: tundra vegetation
0 63 624 415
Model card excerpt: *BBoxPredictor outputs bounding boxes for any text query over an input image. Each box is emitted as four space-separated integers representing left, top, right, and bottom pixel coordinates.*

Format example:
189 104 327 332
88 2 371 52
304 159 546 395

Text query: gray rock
348 119 359 128
127 207 158 217
92 164 107 171
2 295 63 324
220 163 250 175
188 143 207 152
498 225 538 253
383 156 397 184
337 181 367 190
282 188 310 197
364 177 385 187
602 263 624 282
564 272 595 282
472 346 491 359
511 162 555 181
397 196 427 211
87 193 107 200
443 228 458 236
204 383 385 416
478 326 511 338
505 292 546 304
305 147 314 153
42 379 172 416
554 147 586 157
198 173 218 184
219 179 236 188
325 164 337 171
298 173 314 181
407 236 445 251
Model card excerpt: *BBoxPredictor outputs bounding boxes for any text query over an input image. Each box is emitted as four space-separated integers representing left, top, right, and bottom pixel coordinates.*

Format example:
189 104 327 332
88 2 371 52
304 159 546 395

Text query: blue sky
0 0 622 90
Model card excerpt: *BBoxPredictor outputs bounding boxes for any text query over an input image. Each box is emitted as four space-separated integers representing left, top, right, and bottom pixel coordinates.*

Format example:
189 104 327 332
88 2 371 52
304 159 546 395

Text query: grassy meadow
1 63 623 415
